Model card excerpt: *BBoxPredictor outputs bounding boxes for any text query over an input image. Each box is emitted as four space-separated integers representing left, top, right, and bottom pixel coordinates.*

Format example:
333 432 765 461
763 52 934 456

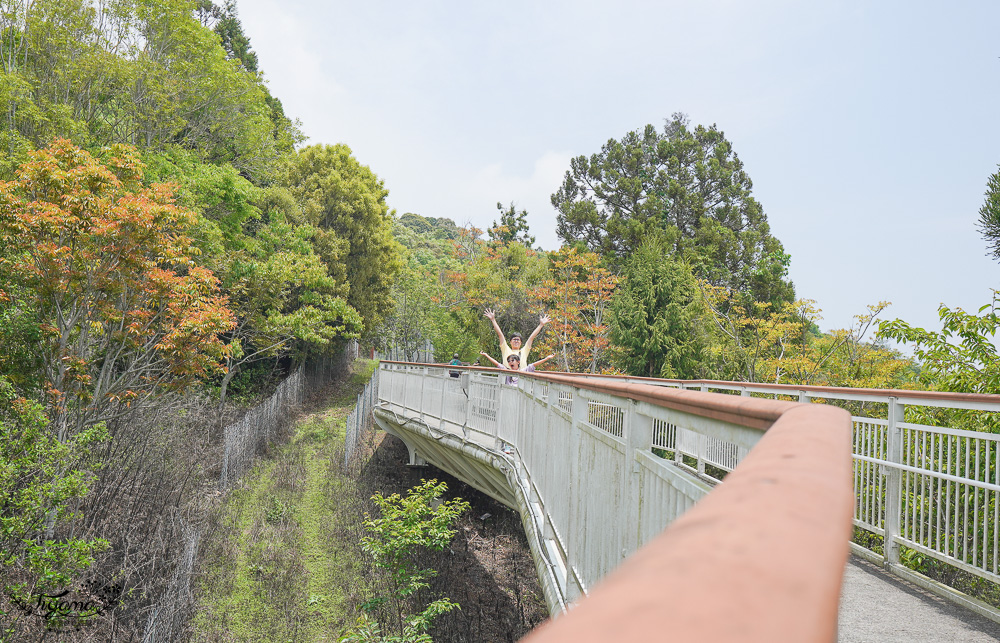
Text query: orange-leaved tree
533 248 618 373
0 139 235 442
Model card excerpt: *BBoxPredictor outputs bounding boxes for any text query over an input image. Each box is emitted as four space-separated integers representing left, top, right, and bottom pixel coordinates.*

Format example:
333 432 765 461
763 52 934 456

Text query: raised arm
526 313 550 345
479 351 501 368
530 353 555 368
483 308 507 347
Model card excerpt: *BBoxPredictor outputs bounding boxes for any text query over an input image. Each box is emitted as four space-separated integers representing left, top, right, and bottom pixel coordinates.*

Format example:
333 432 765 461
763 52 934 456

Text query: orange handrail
522 403 853 643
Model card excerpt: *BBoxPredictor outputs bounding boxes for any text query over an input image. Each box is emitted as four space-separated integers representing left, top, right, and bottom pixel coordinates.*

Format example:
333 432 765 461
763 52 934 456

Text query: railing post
401 365 408 411
439 369 447 431
623 400 650 558
566 386 586 601
884 397 904 567
494 372 504 450
419 366 427 422
461 372 472 440
697 434 706 477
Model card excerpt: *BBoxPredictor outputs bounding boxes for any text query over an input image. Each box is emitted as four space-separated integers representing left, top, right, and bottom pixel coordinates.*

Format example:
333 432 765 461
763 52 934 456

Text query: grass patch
191 360 376 642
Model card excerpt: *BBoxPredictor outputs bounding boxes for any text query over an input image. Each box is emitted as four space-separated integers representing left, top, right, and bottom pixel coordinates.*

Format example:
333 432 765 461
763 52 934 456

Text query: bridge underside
373 406 568 612
373 407 518 508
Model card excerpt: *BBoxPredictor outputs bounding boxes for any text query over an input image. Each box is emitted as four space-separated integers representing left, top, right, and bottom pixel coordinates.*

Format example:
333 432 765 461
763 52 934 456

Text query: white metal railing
590 376 1000 598
369 364 1000 620
374 362 784 606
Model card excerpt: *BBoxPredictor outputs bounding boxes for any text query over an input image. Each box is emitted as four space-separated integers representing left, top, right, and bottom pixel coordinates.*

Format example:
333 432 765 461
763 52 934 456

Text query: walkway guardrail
560 374 1000 619
372 361 854 641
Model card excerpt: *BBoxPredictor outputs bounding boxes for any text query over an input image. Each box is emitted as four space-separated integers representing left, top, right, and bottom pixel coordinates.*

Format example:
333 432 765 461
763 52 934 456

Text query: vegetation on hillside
0 1 397 639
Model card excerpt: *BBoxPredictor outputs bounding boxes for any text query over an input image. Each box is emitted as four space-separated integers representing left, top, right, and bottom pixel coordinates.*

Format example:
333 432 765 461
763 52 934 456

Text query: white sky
237 0 1000 337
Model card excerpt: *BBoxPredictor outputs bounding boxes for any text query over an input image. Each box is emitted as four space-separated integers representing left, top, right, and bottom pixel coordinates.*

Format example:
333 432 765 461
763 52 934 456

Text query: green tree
0 140 235 441
280 144 402 334
979 168 1000 262
0 282 43 393
452 239 549 357
0 378 109 636
552 113 793 304
0 0 299 180
215 214 363 405
212 0 258 72
382 217 486 363
609 238 713 378
532 248 617 373
142 148 362 402
205 0 299 156
878 292 1000 395
488 201 535 247
341 479 469 642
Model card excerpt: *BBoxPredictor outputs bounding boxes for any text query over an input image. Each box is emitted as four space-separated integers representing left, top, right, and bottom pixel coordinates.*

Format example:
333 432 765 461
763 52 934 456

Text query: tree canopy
0 0 300 180
279 144 402 334
0 140 236 438
552 113 794 304
489 201 535 248
609 238 712 379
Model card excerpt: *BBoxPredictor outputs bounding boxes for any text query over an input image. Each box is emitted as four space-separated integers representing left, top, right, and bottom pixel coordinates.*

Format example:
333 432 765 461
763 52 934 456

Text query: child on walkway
479 351 555 386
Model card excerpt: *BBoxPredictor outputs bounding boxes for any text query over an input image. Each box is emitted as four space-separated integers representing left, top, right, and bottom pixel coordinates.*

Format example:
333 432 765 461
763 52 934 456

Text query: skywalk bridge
351 361 1000 641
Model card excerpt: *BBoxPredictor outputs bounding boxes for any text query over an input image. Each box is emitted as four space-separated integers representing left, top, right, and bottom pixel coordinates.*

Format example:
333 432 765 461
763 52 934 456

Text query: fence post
221 428 230 489
402 366 410 412
462 372 472 440
439 369 447 431
884 397 904 567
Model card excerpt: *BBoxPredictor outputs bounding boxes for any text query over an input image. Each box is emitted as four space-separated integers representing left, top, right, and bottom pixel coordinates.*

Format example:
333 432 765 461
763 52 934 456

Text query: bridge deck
839 556 1000 641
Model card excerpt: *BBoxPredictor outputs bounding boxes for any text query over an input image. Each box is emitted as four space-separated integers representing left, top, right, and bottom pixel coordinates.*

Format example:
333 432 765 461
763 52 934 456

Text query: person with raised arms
483 308 550 366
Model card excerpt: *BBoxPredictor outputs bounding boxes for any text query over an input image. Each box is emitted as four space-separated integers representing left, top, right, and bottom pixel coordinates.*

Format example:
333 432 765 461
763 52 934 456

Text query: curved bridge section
373 362 855 641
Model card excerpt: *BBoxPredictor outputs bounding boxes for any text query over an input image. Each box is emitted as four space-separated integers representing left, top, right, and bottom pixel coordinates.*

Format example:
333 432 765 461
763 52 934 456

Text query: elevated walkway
354 362 1000 641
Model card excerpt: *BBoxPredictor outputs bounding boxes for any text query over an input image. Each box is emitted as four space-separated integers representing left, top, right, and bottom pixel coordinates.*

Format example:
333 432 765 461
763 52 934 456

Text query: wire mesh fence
220 343 356 489
376 339 434 363
345 365 380 468
219 365 305 489
140 518 200 643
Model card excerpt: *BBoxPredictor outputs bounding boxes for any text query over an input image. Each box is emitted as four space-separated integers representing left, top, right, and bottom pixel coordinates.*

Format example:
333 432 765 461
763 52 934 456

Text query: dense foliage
0 140 236 438
384 197 908 388
0 2 400 638
342 480 469 643
609 238 712 378
279 144 403 334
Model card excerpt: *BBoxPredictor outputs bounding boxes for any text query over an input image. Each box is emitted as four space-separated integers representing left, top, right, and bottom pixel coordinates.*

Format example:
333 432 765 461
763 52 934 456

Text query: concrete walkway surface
839 556 1000 642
